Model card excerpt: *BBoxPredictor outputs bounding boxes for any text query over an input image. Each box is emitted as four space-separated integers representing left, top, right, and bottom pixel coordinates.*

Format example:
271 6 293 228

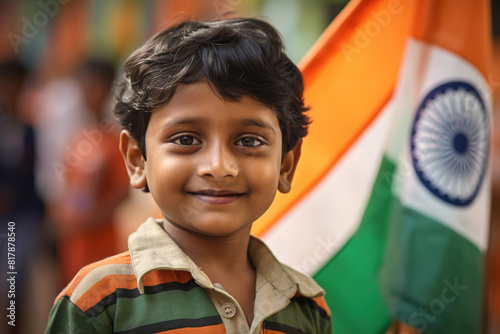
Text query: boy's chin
189 223 252 239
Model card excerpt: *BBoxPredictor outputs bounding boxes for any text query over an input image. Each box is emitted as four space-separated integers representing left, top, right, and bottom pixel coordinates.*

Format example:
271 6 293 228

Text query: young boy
45 18 333 334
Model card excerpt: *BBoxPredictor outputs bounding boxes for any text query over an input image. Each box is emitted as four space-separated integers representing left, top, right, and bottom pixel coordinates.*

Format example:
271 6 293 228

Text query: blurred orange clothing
56 127 129 286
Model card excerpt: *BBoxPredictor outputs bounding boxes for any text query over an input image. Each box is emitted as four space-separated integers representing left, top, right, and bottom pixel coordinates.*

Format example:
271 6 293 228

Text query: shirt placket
205 285 251 333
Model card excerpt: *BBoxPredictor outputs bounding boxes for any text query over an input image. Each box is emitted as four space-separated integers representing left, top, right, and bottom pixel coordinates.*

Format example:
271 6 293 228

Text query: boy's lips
188 190 245 204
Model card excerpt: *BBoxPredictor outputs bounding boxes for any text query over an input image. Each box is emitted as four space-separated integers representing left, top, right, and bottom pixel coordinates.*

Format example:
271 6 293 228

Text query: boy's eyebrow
162 117 205 127
163 117 276 134
239 119 276 134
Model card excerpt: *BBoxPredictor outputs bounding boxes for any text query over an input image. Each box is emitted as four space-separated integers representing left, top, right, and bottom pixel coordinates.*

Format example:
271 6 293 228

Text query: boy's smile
188 190 244 205
122 81 298 238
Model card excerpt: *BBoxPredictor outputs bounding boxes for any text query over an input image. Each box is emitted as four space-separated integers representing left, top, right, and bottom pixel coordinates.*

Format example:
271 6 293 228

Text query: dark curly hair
113 17 310 160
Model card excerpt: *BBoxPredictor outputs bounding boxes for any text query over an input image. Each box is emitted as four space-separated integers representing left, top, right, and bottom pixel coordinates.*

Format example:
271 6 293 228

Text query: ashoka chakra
411 81 489 206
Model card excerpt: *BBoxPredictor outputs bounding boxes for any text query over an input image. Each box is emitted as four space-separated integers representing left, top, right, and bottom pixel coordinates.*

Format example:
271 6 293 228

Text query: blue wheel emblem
411 81 489 206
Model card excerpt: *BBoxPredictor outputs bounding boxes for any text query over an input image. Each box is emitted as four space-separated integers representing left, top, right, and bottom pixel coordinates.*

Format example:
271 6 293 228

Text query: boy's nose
197 142 238 180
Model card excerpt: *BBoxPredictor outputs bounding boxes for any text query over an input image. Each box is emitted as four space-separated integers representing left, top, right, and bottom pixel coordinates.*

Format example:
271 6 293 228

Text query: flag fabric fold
253 0 492 333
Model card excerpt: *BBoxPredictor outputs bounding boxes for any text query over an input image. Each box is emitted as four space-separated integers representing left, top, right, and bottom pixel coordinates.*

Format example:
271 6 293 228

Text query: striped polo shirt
45 218 333 333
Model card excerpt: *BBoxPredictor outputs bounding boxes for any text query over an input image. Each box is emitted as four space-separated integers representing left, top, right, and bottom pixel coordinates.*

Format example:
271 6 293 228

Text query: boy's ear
278 139 302 194
119 130 148 190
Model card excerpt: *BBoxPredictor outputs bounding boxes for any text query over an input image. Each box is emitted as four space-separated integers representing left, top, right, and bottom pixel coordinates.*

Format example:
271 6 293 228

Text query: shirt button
221 302 236 318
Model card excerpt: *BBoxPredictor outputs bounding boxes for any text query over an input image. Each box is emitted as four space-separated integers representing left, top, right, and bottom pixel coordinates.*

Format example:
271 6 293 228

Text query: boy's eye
235 137 263 147
173 136 201 146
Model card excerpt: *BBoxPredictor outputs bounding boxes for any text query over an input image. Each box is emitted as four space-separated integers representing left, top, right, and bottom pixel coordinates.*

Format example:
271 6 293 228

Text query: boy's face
120 81 300 238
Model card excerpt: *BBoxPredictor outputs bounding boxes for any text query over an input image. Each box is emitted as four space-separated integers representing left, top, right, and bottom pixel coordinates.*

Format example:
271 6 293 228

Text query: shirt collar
129 217 324 298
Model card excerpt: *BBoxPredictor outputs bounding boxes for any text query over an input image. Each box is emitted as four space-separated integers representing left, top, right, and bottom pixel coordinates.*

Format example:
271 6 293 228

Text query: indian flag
252 0 492 333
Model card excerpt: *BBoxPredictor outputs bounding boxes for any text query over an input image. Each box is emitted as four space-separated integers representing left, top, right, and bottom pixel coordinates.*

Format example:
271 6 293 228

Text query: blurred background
0 0 498 333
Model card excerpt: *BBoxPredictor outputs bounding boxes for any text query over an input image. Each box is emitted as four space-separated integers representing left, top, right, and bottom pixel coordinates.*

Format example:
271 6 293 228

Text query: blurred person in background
29 58 96 218
0 59 44 334
49 59 130 286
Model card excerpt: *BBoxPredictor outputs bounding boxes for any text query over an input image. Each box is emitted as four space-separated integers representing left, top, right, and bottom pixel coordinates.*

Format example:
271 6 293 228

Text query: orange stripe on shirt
142 270 194 287
76 269 195 311
157 323 226 334
55 251 132 303
312 296 332 317
75 273 137 311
